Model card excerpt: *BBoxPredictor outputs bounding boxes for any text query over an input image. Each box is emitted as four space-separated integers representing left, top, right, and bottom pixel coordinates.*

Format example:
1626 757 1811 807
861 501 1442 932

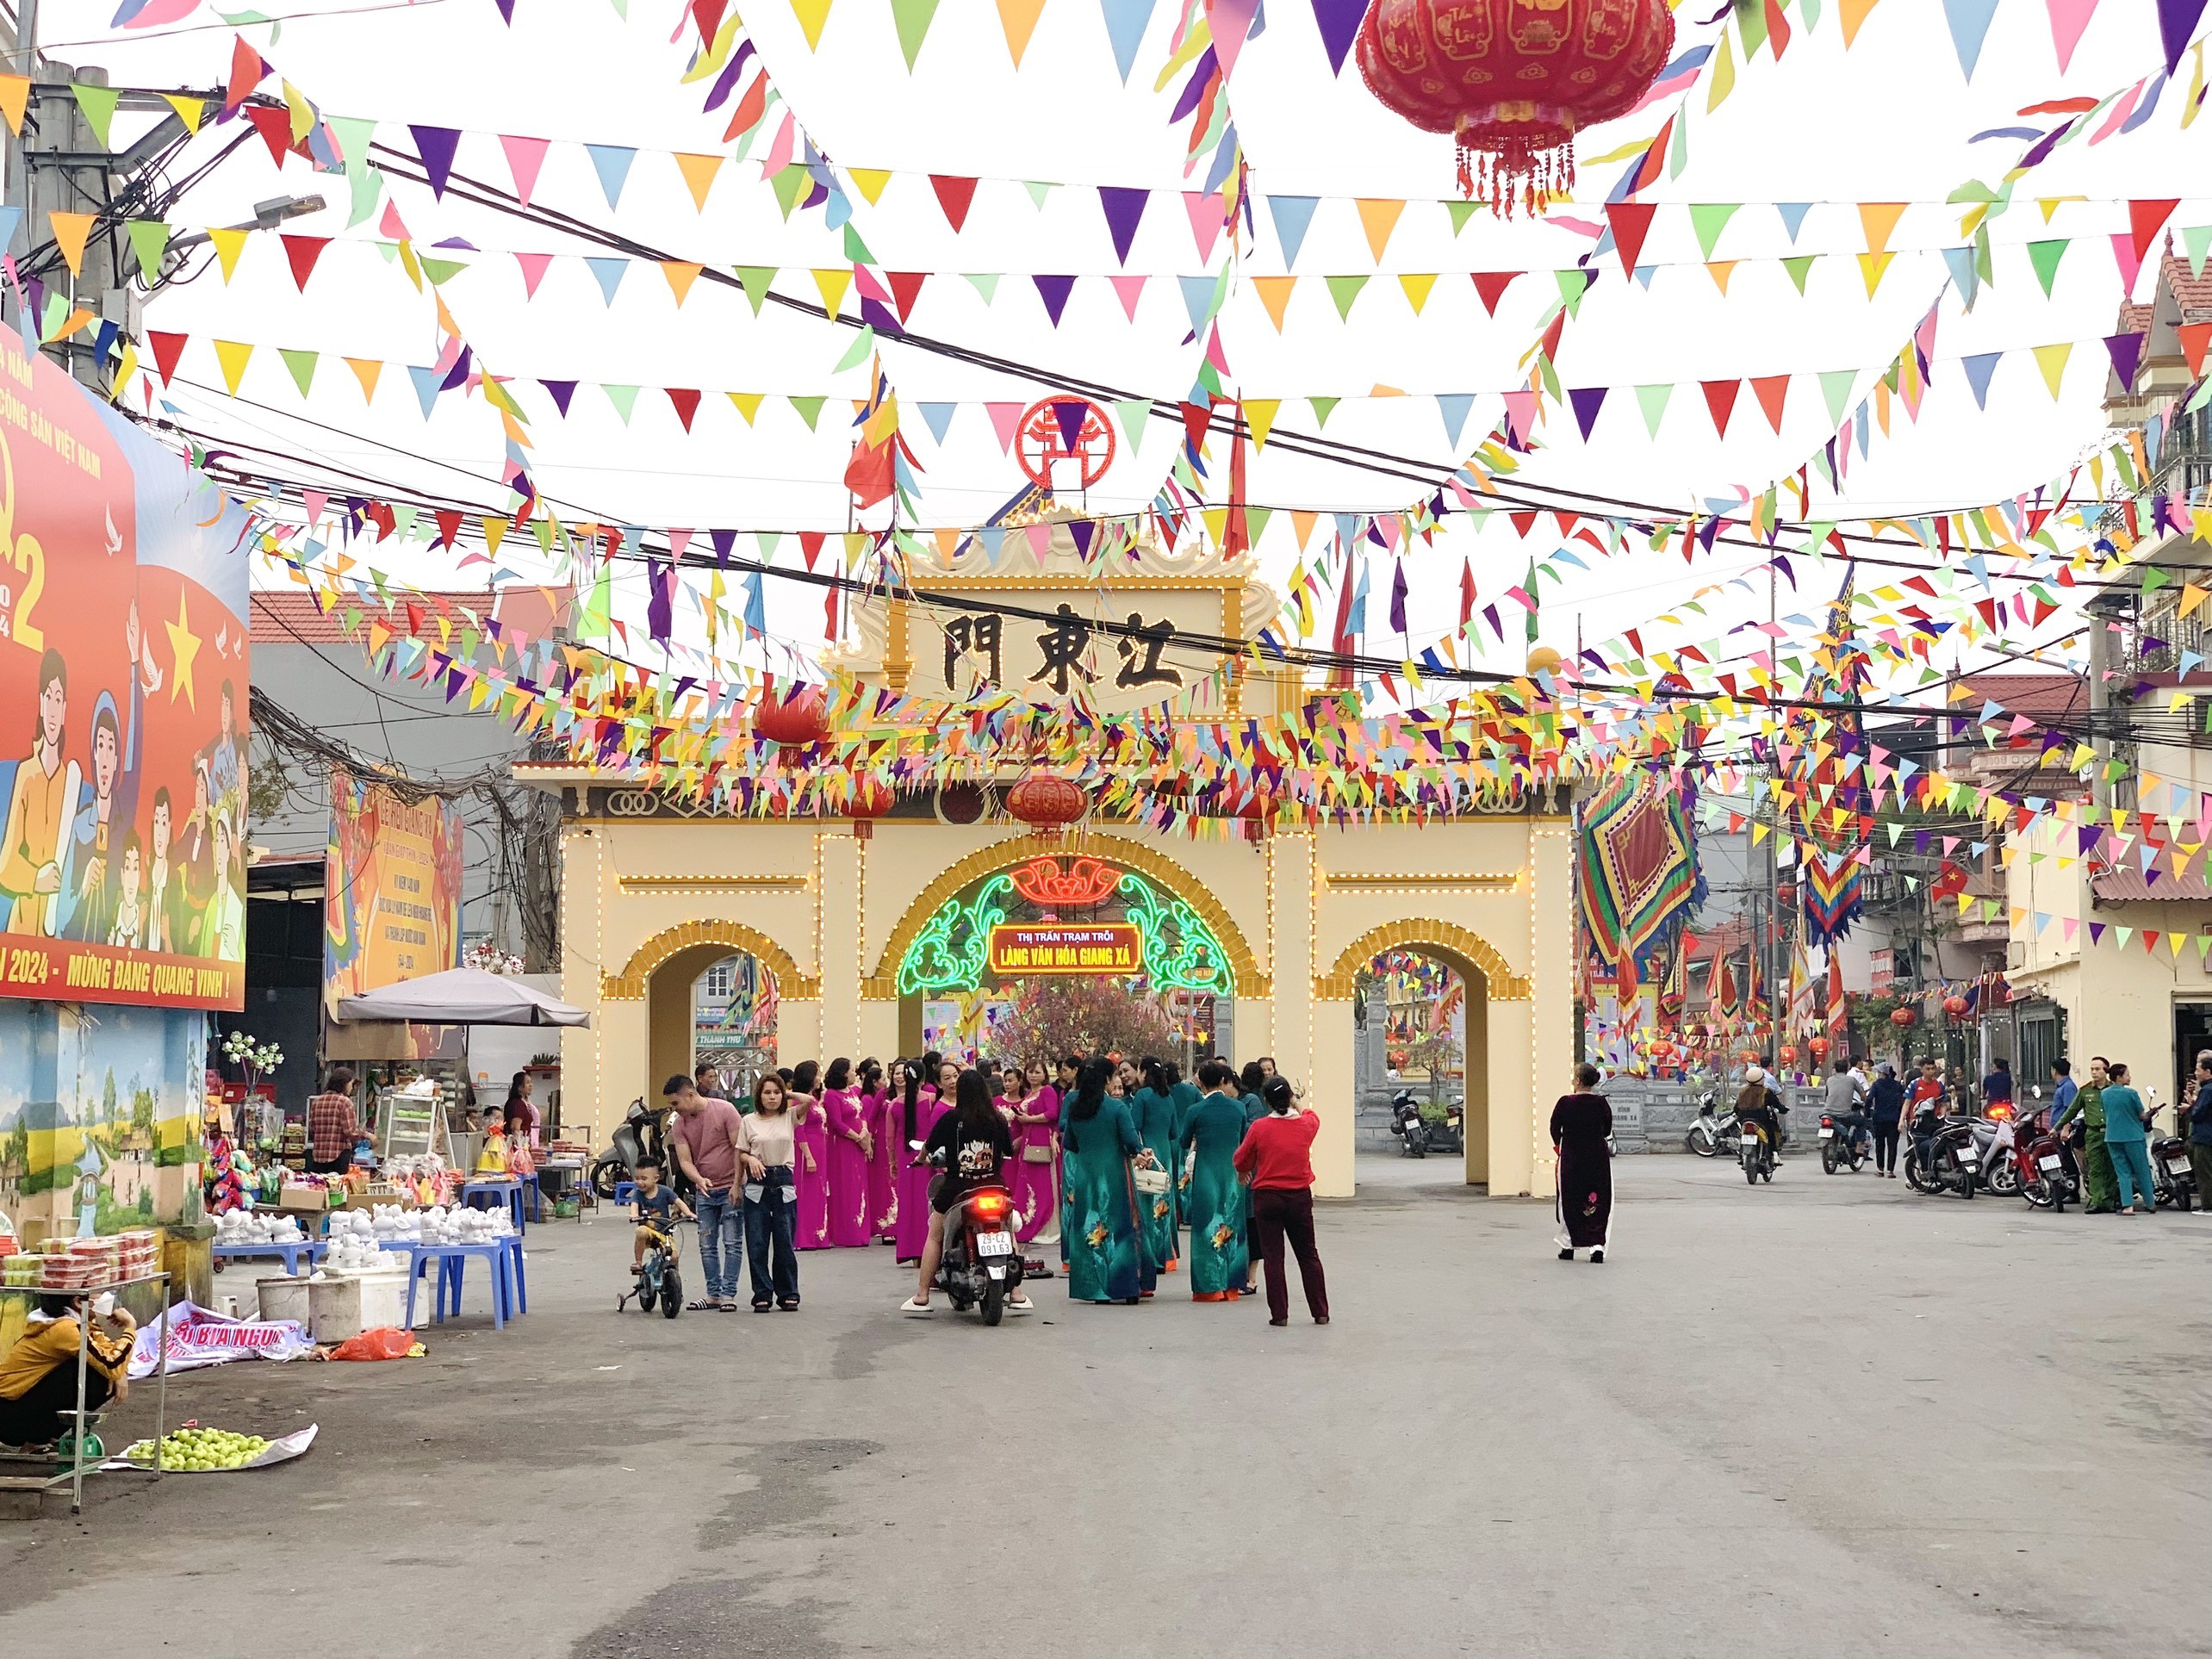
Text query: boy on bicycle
631 1159 692 1271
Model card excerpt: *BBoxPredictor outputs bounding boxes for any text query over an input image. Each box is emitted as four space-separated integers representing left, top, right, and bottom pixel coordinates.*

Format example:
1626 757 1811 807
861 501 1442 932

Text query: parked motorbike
1967 1103 2024 1199
592 1097 677 1200
2016 1090 2079 1211
1685 1090 1740 1159
1389 1090 1430 1159
930 1166 1028 1326
1904 1113 1979 1197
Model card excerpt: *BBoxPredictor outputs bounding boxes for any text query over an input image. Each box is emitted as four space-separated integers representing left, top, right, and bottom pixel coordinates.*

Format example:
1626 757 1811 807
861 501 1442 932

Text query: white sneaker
899 1296 935 1316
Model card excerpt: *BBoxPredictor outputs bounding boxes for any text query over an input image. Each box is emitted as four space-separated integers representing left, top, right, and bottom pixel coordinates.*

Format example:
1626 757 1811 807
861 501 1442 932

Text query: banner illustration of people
0 338 252 1009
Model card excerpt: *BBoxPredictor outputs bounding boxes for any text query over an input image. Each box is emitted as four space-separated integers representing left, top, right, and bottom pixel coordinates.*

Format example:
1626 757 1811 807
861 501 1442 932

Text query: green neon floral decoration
898 873 1012 996
1117 875 1234 997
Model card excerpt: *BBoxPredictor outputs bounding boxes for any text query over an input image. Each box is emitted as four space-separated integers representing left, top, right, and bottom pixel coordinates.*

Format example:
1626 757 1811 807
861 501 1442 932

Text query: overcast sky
37 0 2212 698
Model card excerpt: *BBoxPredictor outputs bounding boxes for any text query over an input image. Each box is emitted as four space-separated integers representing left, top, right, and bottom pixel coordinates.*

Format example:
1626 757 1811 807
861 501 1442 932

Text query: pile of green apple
122 1426 270 1469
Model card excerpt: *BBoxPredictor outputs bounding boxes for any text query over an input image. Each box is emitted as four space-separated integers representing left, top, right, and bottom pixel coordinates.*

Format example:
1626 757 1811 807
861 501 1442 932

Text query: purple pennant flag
494 0 516 19
2106 331 2146 389
1309 0 1366 74
1388 558 1407 634
1033 274 1077 326
1070 519 1097 558
409 124 462 198
710 527 736 564
2160 0 2208 73
647 556 673 643
1568 386 1608 440
438 345 473 393
541 380 577 415
1097 185 1150 265
1052 399 1090 453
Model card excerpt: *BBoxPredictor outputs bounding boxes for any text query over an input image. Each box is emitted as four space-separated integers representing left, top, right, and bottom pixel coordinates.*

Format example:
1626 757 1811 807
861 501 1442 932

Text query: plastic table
212 1240 326 1276
388 1241 519 1329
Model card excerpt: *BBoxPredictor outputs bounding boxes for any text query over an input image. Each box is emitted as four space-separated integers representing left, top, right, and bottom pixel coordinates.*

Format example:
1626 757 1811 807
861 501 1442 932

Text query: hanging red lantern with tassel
1356 0 1675 215
754 685 829 747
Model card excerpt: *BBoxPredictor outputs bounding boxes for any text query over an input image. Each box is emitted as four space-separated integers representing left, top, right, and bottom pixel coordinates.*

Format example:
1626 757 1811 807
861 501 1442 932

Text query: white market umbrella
335 967 589 1027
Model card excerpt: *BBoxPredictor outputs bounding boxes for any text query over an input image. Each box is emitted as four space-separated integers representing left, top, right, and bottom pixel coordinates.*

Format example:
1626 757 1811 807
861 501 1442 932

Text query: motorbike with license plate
2146 1089 2197 1210
925 1149 1029 1327
1389 1090 1431 1159
1741 1101 1783 1184
1967 1101 2024 1198
2016 1089 2080 1211
593 1097 680 1201
1904 1111 1979 1197
1817 1109 1872 1174
1685 1089 1740 1159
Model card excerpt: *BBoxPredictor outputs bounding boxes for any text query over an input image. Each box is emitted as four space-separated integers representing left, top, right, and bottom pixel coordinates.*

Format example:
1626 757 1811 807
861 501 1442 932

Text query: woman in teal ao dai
1129 1060 1182 1274
1059 1059 1157 1304
1178 1066 1251 1300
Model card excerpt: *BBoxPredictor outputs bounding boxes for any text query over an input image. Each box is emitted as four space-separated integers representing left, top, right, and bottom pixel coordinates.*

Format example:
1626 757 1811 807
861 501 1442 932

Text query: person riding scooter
902 1068 1035 1317
1737 1065 1784 1165
1821 1058 1874 1161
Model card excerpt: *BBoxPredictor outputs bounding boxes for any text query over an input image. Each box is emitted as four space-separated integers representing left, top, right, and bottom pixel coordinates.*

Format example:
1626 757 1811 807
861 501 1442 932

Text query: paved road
3 1155 2204 1657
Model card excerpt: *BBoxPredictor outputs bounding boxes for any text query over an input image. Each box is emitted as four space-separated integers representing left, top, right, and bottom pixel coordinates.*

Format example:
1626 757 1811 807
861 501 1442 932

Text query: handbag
1020 1144 1053 1165
1133 1161 1170 1195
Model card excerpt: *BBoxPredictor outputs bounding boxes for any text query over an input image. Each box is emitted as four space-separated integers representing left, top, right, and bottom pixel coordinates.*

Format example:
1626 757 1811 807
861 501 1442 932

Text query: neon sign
896 866 1233 997
1006 855 1122 908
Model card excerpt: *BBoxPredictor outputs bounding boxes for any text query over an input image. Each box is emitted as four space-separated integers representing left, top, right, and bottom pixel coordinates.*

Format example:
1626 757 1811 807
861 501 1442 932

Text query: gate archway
1320 921 1524 1184
603 923 814 1097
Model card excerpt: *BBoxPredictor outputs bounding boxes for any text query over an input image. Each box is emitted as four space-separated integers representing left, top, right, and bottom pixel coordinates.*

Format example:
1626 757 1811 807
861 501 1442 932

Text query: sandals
777 1298 800 1312
686 1299 717 1312
750 1300 773 1312
718 1300 742 1312
899 1296 935 1316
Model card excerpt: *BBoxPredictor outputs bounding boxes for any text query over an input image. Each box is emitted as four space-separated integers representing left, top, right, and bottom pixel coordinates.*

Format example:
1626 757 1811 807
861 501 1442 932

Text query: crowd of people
652 1051 1331 1326
1720 1047 2212 1215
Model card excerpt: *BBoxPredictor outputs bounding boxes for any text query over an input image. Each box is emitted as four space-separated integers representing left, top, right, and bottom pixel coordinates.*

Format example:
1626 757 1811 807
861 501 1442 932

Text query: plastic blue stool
614 1181 636 1206
499 1234 527 1314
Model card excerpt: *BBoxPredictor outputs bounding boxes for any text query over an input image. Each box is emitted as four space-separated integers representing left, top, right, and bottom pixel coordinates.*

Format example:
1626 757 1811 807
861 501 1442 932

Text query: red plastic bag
325 1327 422 1362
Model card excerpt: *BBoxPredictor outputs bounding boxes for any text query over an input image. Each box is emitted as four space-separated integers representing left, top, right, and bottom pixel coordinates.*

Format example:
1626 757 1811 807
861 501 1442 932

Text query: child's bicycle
619 1219 686 1318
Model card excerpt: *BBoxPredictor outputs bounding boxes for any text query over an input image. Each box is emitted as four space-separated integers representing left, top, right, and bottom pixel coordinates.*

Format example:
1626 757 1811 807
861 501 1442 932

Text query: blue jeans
744 1165 799 1305
693 1186 741 1300
2108 1139 2156 1209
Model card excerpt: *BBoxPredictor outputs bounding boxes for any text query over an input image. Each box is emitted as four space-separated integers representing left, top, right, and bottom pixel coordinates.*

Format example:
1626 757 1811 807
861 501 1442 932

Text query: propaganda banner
0 340 253 1009
322 767 463 1016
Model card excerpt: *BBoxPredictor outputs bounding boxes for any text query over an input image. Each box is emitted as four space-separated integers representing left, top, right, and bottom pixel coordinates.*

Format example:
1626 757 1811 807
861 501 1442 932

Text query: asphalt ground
2 1152 2204 1658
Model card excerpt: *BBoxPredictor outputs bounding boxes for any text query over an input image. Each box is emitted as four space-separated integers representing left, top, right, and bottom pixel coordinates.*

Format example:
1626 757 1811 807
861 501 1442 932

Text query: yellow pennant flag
1857 250 1894 296
792 0 836 49
1706 26 1737 109
1397 272 1438 314
280 78 315 143
848 168 892 204
672 152 723 211
811 266 853 316
727 391 765 425
213 339 254 395
1244 399 1282 450
47 211 96 277
202 226 249 283
2032 341 2072 399
162 92 205 134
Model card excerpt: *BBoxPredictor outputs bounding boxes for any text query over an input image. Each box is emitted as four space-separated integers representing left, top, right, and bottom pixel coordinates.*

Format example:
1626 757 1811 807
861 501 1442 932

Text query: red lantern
1890 1007 1917 1028
844 777 893 839
1647 1040 1675 1062
755 686 828 747
1777 1044 1796 1066
1356 0 1675 214
1005 773 1086 837
1942 995 1969 1019
1808 1037 1829 1059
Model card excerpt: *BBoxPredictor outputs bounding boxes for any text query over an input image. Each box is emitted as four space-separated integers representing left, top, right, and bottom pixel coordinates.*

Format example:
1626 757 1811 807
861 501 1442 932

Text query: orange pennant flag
47 211 96 277
671 152 723 211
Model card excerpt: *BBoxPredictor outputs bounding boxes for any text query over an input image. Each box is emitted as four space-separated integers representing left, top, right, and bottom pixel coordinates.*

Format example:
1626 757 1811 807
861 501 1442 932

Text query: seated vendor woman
0 1294 138 1450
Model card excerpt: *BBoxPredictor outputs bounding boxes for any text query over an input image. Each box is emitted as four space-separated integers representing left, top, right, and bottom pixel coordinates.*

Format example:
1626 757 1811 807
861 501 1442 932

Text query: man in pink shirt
667 1075 745 1311
1233 1076 1330 1327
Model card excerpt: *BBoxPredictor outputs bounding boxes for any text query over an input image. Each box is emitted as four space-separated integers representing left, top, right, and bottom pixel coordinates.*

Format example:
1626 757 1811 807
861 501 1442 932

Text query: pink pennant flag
500 134 550 207
668 529 693 562
985 401 1025 453
378 198 412 241
1109 274 1147 320
514 252 553 298
301 488 328 525
2111 230 2145 292
1205 0 1262 77
762 111 797 177
1183 190 1223 263
2045 0 2100 69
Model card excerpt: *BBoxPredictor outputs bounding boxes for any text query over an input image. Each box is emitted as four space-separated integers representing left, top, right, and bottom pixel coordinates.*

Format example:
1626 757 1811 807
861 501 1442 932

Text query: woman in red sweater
1233 1075 1330 1327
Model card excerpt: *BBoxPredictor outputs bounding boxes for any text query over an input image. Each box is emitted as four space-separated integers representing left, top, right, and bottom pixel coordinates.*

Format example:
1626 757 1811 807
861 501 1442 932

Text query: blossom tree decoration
220 1029 285 1093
